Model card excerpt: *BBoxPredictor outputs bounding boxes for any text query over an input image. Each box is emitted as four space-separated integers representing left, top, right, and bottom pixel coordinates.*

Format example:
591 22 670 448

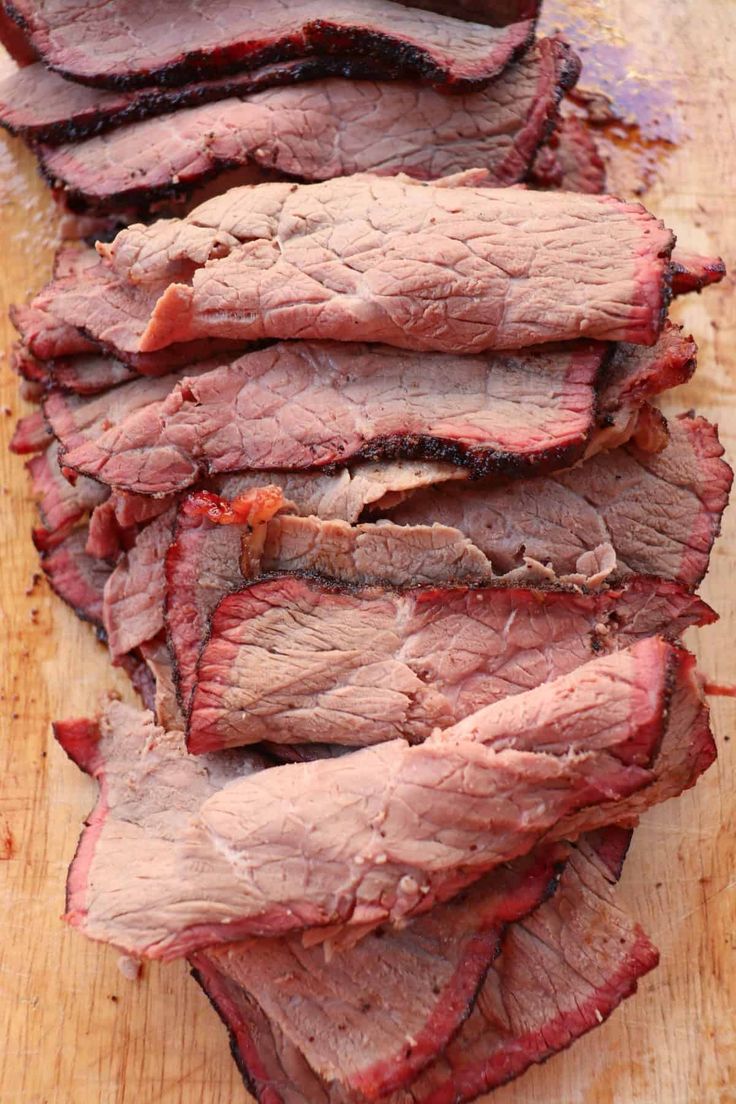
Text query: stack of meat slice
2 8 731 1100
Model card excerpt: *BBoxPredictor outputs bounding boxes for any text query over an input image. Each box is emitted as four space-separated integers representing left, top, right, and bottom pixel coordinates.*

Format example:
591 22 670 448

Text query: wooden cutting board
0 3 734 1101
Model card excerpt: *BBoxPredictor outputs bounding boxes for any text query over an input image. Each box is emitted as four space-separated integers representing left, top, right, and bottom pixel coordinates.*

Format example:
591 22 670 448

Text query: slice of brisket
102 507 176 658
13 245 247 371
37 526 112 628
38 41 579 211
9 410 51 454
529 114 606 194
192 834 657 1104
50 354 137 394
27 444 108 538
189 573 712 752
388 413 732 589
91 175 674 355
203 847 562 1099
59 639 676 958
7 1 535 91
54 338 608 491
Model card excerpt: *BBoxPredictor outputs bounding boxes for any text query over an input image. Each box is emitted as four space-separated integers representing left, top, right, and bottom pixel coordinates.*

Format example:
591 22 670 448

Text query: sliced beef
54 323 696 495
60 639 678 958
9 410 51 454
37 526 112 627
27 444 108 538
90 175 674 356
39 41 579 211
189 573 712 752
529 114 606 193
402 0 540 23
50 354 137 394
102 508 176 659
138 634 184 731
670 250 727 295
8 1 535 91
0 56 422 145
13 245 246 371
193 836 658 1104
389 413 733 589
54 338 607 491
201 846 563 1099
0 4 36 62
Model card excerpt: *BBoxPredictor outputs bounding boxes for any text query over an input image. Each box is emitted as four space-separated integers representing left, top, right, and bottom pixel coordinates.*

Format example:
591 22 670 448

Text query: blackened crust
13 8 535 92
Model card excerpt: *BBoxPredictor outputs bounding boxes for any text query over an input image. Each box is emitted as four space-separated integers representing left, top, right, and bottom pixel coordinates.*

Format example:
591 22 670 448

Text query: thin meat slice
37 526 112 627
55 339 606 491
201 846 563 1100
529 114 606 194
0 56 421 145
165 464 467 711
389 413 733 589
60 639 676 958
192 835 658 1104
102 508 176 659
93 175 675 355
9 410 51 454
0 5 36 62
50 354 138 394
39 41 579 210
54 324 696 495
8 1 535 91
27 445 108 537
189 573 712 752
13 245 247 371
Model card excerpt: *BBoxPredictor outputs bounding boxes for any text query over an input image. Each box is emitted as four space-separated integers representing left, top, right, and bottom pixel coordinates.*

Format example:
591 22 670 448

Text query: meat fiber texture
50 324 697 496
53 338 608 492
192 837 657 1104
37 40 579 211
188 573 713 752
389 413 733 590
37 526 112 628
85 174 675 356
57 638 693 959
200 847 562 1099
26 443 107 540
11 244 246 372
530 114 607 195
6 0 535 90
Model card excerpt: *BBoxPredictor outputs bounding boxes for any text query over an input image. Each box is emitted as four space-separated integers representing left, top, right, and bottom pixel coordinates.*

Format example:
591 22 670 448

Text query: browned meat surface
7 0 535 90
58 639 688 958
38 41 578 210
189 573 712 751
87 176 674 356
37 526 112 627
27 444 107 539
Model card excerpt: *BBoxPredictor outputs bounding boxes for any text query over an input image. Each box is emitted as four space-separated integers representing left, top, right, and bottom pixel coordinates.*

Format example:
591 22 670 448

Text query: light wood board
0 2 734 1101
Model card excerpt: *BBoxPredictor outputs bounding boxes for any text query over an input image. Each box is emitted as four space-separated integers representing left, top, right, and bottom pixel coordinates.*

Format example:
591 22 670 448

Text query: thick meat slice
189 574 712 751
8 1 535 90
37 526 112 627
201 846 563 1099
27 444 107 538
0 5 36 62
192 835 658 1104
60 639 679 958
50 354 137 394
90 175 674 355
389 413 733 589
54 339 606 491
39 41 579 210
530 114 606 194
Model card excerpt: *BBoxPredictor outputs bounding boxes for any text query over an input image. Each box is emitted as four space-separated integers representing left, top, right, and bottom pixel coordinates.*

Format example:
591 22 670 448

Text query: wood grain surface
0 3 734 1101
